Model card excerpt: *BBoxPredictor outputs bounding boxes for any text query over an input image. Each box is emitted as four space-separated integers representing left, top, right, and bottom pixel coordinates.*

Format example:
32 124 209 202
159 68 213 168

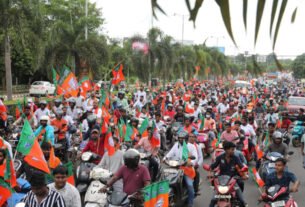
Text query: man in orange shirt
51 109 68 145
204 111 216 131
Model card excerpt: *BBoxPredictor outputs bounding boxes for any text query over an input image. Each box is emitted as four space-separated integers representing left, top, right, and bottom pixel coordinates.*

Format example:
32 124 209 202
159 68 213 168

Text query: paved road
194 146 305 207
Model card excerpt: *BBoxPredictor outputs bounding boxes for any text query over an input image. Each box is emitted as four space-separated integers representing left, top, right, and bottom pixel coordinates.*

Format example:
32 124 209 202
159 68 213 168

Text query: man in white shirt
264 108 278 127
34 100 50 122
97 137 124 191
188 132 203 195
240 117 257 144
136 86 146 102
217 99 229 114
164 132 198 207
134 95 146 111
48 166 81 207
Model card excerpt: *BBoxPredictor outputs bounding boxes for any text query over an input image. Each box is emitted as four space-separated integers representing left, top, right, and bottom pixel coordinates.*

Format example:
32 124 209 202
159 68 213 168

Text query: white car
29 81 55 96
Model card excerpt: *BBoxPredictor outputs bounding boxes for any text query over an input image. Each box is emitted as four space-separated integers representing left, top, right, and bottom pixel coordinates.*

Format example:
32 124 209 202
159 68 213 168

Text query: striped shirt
22 188 66 207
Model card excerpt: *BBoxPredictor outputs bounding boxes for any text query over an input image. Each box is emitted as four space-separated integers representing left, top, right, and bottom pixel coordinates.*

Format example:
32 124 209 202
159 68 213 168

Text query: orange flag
104 132 115 156
255 145 264 160
24 140 50 174
48 146 61 169
0 178 13 206
112 64 125 85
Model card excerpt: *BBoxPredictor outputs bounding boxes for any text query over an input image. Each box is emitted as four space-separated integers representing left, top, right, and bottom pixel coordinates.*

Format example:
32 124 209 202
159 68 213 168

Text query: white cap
27 98 33 103
40 115 49 121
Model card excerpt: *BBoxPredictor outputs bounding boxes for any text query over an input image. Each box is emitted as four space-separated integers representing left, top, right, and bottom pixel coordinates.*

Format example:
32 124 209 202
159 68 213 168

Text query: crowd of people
0 79 304 207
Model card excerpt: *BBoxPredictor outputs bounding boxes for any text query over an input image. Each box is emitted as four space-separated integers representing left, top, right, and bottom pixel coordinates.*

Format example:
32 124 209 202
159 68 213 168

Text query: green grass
4 97 54 106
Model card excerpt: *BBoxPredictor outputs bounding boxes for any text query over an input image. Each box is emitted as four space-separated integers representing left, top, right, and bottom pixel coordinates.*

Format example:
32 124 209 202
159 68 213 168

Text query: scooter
84 167 113 207
262 185 298 207
203 164 248 207
76 152 100 197
291 121 304 147
163 159 189 207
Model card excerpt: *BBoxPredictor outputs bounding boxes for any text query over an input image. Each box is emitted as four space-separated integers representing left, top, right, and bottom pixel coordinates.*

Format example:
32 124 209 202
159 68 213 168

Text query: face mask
206 115 211 118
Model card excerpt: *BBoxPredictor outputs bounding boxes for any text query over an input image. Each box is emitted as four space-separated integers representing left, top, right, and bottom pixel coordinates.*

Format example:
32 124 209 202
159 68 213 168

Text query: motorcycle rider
82 128 105 164
83 114 100 141
100 149 151 197
135 121 160 181
67 98 79 120
188 131 203 196
164 131 198 207
34 115 55 145
174 106 185 123
97 136 124 192
34 100 50 122
13 104 38 129
221 122 239 142
51 109 68 149
209 141 248 207
163 103 175 119
261 158 300 202
52 99 63 114
116 91 129 110
264 131 288 159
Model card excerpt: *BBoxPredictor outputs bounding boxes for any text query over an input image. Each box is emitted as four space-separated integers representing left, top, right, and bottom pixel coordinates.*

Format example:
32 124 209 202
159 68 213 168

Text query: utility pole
85 0 88 40
5 35 12 100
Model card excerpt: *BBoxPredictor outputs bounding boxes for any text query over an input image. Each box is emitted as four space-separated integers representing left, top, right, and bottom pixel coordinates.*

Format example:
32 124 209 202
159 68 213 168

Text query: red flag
185 104 195 114
0 99 7 121
59 67 79 97
112 64 125 85
0 178 13 206
24 140 50 174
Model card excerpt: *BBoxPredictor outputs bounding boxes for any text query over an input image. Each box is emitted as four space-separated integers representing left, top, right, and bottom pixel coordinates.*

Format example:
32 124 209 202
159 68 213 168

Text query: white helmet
40 115 49 122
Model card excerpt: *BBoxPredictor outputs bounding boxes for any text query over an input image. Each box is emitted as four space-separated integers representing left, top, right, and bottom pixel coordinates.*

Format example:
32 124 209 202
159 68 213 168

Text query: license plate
214 195 231 199
271 200 285 207
268 163 275 168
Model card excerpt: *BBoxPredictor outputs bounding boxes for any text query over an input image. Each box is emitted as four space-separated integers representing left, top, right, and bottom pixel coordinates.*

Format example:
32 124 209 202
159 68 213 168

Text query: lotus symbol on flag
155 198 164 207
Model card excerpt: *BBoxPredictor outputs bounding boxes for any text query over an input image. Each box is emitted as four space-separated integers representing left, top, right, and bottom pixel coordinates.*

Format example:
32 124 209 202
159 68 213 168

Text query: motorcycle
259 152 283 182
198 129 213 157
291 121 304 147
203 164 247 207
262 185 298 207
84 167 113 207
76 152 100 198
163 159 189 207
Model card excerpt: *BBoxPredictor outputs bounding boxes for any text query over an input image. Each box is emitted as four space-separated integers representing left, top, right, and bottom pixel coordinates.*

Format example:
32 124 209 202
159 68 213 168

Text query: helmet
54 99 61 103
177 131 188 139
40 115 49 122
124 149 140 169
87 114 97 125
39 100 47 105
167 103 173 108
56 109 63 116
118 91 125 95
272 131 282 140
68 98 76 104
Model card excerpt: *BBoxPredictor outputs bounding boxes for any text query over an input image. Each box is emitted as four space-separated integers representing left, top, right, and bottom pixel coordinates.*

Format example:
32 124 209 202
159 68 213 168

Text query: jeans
303 155 305 168
184 175 195 206
193 168 200 193
149 156 159 182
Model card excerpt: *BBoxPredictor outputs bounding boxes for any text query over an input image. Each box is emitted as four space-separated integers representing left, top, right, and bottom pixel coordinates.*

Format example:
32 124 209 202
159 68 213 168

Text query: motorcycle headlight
81 152 92 161
218 186 229 194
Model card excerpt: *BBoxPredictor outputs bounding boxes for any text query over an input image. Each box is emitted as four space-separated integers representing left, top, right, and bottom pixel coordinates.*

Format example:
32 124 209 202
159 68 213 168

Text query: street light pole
85 0 88 40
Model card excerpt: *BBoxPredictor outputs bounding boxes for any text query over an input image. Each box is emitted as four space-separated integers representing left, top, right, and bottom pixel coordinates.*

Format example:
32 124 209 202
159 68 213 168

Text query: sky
92 0 305 58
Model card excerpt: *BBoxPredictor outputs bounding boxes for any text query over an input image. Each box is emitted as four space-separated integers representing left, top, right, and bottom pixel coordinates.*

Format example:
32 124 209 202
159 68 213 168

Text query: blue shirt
34 125 55 145
210 153 243 177
265 171 297 189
